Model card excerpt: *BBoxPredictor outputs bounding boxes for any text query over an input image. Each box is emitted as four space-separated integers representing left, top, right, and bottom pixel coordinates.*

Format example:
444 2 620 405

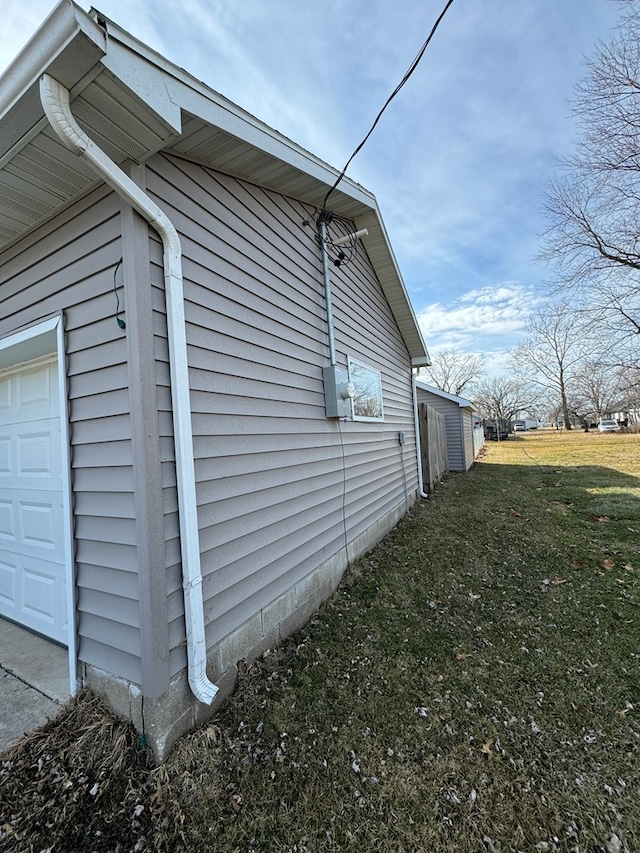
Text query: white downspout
412 372 429 499
40 73 218 705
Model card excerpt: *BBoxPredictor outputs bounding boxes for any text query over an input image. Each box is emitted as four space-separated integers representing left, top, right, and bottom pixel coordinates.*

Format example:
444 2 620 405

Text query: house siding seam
144 153 417 678
0 187 144 683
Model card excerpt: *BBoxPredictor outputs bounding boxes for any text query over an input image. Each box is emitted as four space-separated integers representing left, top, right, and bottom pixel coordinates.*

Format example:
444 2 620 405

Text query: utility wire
113 258 126 330
321 0 456 212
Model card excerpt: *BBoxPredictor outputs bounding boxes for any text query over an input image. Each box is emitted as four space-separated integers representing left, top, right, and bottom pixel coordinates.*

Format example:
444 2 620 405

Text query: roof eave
0 1 430 365
91 7 429 364
415 380 473 408
0 1 106 154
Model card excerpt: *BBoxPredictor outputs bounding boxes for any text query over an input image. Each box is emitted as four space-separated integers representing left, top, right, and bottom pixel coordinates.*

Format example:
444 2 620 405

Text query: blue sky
2 0 623 370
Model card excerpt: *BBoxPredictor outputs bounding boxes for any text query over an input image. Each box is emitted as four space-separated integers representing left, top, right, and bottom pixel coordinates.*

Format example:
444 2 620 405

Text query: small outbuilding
415 381 482 472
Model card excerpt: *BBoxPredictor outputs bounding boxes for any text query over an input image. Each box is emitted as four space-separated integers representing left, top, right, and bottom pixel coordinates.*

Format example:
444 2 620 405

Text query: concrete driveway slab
0 619 69 753
0 667 62 752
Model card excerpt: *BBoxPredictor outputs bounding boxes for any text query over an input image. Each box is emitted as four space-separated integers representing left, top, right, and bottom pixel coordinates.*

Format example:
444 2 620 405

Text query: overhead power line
321 0 456 214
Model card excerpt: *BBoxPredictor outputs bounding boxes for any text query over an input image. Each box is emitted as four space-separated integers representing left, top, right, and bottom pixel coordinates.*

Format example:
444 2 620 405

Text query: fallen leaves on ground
2 431 639 852
480 739 495 758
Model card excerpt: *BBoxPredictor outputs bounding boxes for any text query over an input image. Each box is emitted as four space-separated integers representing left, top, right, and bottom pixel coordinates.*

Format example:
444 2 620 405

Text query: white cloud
418 282 544 354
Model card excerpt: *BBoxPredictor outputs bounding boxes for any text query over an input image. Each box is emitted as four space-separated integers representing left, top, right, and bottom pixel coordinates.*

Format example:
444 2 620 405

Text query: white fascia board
415 380 472 409
98 37 182 135
96 10 375 209
0 1 106 161
412 355 432 368
0 1 105 119
0 2 179 160
165 77 376 208
356 207 430 365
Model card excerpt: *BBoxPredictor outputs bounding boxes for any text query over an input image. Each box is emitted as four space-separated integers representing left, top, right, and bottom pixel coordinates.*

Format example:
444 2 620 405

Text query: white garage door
0 357 68 644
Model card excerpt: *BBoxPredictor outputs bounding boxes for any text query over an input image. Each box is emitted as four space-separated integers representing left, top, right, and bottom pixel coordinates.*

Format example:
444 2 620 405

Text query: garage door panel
17 364 54 413
18 430 55 476
0 551 67 643
0 489 63 556
0 553 17 607
22 554 67 629
0 416 61 479
0 498 16 543
21 499 61 551
0 436 10 473
0 357 67 643
0 380 56 424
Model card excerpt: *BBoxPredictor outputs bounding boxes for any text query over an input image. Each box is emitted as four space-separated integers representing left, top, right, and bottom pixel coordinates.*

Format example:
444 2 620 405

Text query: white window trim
348 356 384 422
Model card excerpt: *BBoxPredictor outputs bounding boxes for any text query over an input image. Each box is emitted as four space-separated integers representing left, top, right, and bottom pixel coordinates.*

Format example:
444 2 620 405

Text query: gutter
0 2 106 121
39 72 218 705
412 371 430 499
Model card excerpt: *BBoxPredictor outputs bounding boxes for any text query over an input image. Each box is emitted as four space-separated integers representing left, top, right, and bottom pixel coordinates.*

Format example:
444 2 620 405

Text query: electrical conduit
39 73 218 705
317 216 337 367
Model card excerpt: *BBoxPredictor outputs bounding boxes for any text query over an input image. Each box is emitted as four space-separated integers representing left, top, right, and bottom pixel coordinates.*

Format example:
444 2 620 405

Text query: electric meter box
323 365 354 418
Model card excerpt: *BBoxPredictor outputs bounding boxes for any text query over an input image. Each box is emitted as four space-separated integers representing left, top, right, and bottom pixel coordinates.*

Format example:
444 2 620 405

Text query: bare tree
472 376 534 424
512 300 594 430
420 349 484 396
573 359 624 419
617 362 640 398
541 2 640 346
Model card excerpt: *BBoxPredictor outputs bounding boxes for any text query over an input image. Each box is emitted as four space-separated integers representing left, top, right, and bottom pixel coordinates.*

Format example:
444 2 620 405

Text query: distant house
0 2 430 760
415 382 482 471
606 399 640 426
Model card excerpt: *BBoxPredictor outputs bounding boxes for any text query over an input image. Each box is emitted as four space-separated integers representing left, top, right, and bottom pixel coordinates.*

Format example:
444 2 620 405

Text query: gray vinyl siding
0 186 144 683
463 414 475 470
416 389 468 472
447 418 465 470
145 153 417 676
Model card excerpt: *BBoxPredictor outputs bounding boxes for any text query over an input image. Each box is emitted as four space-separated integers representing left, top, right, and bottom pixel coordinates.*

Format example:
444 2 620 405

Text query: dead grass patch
0 691 161 851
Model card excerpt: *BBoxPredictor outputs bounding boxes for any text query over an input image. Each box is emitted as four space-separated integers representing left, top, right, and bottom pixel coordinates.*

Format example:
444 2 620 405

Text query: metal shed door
0 357 67 644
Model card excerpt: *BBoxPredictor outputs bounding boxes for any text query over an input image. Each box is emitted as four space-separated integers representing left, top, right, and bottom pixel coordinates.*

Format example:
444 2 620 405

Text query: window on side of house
348 357 384 421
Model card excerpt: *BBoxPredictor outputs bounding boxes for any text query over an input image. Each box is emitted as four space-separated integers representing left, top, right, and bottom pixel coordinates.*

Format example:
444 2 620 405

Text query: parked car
597 419 620 432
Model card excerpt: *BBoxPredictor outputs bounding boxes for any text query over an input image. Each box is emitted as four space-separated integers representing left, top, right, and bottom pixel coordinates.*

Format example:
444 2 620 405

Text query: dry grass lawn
1 429 638 852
